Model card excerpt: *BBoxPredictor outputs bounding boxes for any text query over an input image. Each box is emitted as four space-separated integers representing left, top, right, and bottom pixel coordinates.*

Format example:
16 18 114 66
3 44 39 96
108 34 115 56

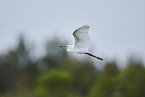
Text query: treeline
0 36 145 97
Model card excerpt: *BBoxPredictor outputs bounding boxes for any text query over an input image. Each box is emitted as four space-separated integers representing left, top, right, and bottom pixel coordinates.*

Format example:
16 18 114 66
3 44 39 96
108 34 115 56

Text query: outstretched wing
84 52 103 60
73 25 90 49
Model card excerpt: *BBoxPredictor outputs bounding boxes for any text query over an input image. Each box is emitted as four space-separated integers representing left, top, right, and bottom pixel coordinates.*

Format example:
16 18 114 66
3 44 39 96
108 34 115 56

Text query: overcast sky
0 0 145 67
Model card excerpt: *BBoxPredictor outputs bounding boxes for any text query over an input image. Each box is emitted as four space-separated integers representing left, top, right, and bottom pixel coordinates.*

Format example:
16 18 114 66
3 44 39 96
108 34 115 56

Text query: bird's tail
84 52 103 60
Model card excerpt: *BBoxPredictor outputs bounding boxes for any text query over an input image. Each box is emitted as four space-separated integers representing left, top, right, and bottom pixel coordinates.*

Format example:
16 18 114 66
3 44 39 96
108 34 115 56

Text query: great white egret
60 25 103 60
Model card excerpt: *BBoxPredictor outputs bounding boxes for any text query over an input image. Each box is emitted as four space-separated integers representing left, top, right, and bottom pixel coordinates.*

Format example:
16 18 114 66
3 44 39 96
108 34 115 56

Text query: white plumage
73 25 90 50
60 25 103 60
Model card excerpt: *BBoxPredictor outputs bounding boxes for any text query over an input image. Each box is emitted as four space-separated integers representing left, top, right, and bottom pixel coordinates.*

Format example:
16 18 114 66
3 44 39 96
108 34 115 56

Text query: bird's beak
59 46 67 48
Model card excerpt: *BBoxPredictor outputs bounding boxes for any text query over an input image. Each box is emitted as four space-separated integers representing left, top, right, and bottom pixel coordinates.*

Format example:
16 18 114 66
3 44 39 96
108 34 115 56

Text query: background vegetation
0 35 144 97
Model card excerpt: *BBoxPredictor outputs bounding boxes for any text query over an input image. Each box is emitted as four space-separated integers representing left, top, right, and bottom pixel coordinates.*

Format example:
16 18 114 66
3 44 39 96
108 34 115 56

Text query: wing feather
73 25 90 49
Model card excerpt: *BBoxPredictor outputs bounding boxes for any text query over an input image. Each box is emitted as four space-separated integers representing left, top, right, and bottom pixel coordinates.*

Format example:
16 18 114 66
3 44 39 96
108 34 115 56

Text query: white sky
0 0 145 67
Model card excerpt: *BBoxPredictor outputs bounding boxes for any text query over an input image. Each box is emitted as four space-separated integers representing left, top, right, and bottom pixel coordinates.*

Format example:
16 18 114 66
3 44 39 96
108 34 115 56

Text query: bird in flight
60 25 103 60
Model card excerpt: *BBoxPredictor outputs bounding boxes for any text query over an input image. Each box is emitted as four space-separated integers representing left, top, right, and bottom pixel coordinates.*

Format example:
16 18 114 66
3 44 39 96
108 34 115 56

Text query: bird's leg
84 52 103 60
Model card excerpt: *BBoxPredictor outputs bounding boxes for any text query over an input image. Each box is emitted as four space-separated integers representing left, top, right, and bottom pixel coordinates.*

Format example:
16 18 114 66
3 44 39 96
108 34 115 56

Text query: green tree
35 69 74 97
0 35 39 94
59 58 98 96
88 61 119 97
114 62 145 97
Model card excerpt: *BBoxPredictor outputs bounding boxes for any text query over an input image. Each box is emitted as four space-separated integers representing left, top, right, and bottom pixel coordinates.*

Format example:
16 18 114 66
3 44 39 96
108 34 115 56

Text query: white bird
60 25 103 60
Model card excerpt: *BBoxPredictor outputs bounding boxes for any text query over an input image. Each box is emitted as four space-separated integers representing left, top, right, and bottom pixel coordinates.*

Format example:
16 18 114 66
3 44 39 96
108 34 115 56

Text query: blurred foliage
35 69 74 97
0 35 145 97
89 61 119 97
